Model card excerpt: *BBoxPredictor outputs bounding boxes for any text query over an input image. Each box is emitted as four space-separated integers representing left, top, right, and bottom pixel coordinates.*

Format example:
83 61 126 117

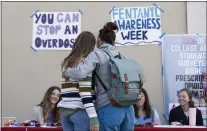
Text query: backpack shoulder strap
92 64 108 92
102 49 121 59
102 49 112 58
92 70 96 91
94 72 108 92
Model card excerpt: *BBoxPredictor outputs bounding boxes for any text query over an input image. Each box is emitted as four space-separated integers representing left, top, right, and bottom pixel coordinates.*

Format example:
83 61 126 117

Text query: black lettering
35 37 41 48
52 39 57 47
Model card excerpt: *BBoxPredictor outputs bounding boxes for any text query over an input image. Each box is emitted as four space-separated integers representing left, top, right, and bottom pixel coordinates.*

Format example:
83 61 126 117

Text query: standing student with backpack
63 22 145 131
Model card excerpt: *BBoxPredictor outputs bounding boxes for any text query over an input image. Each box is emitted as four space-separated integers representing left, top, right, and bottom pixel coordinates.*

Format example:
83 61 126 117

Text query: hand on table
151 122 157 126
171 122 183 126
90 124 99 131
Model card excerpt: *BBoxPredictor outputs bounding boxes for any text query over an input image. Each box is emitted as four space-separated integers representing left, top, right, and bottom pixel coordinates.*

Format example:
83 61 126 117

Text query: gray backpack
93 49 145 106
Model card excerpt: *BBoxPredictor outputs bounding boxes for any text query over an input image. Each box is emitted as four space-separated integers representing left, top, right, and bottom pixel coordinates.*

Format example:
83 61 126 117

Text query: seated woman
169 88 203 126
33 86 61 124
133 88 160 125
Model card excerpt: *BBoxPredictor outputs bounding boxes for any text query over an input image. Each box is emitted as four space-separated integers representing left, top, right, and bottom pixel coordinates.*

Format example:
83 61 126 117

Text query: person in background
194 98 206 107
63 22 135 131
202 72 207 102
169 88 203 126
58 31 99 131
202 72 207 92
193 98 200 107
34 86 61 125
133 88 160 125
199 98 206 107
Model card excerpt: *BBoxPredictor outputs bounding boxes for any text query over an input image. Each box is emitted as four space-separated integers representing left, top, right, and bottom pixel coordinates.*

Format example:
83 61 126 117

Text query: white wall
0 2 1 126
2 2 187 124
187 2 206 126
187 2 206 34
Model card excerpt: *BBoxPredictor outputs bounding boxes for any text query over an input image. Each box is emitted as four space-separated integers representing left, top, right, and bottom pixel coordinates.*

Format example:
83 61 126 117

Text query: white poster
162 34 207 120
32 12 81 50
111 6 162 46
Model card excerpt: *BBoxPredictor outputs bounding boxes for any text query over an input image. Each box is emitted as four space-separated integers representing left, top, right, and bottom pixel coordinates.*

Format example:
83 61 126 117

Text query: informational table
135 126 207 131
2 126 206 131
1 127 62 131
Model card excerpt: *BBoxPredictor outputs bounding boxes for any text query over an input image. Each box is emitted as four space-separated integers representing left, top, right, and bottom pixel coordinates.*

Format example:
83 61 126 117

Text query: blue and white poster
162 34 207 120
111 6 161 46
32 12 81 50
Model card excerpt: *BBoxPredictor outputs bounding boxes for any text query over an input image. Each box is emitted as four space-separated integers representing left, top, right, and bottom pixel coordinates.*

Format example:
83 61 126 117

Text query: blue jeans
60 110 90 131
97 104 135 131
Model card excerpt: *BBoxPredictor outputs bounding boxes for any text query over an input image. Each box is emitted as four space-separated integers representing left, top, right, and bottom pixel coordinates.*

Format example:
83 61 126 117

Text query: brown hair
98 22 118 45
133 88 152 119
61 31 96 70
38 86 61 123
178 88 194 108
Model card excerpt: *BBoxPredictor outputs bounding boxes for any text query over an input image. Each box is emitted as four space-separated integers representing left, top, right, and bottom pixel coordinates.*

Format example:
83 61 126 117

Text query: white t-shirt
184 111 189 117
